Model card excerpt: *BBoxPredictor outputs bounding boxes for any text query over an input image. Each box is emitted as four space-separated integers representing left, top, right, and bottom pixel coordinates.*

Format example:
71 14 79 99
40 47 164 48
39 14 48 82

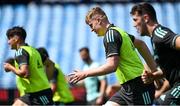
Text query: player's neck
148 22 159 37
17 42 26 49
105 23 111 33
86 59 93 65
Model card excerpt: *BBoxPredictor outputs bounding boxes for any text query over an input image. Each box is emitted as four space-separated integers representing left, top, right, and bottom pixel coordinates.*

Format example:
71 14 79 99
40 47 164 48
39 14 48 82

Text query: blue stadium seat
0 3 180 89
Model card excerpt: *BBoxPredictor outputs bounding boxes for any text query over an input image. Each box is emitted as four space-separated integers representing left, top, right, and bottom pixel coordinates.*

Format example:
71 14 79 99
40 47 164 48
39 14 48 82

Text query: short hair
79 47 89 53
130 2 157 22
6 26 27 41
5 57 15 66
37 47 49 63
85 6 108 24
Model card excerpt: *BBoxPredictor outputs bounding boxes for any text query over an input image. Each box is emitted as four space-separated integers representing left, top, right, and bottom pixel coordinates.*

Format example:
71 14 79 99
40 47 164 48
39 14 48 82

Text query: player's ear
143 14 149 23
97 18 102 24
14 36 18 42
14 35 21 42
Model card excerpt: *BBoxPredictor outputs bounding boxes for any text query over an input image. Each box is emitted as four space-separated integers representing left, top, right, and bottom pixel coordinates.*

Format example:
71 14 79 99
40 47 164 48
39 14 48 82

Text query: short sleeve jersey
15 45 29 96
103 24 121 58
103 24 135 58
15 47 29 67
152 24 180 85
15 45 50 94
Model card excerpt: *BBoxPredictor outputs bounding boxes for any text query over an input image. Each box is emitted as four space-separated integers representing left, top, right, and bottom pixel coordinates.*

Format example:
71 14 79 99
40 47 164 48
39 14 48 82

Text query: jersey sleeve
103 29 122 58
15 48 29 67
154 26 178 48
164 32 179 49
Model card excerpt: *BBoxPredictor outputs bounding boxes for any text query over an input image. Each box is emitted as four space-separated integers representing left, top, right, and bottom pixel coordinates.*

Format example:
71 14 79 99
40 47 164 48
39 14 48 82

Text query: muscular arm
175 36 180 50
86 56 119 77
155 79 170 99
4 63 29 78
5 48 30 78
133 38 164 84
69 56 119 84
13 64 29 78
133 38 157 72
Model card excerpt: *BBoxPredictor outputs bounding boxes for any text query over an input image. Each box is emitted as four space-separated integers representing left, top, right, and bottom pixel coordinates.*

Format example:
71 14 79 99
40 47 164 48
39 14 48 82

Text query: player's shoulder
15 48 25 56
105 28 120 42
153 25 171 38
15 46 30 57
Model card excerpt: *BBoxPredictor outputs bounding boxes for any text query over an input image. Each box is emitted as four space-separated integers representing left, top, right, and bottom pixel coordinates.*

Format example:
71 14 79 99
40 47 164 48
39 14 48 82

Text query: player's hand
3 63 13 72
96 96 104 105
141 70 154 84
155 90 162 99
68 69 87 84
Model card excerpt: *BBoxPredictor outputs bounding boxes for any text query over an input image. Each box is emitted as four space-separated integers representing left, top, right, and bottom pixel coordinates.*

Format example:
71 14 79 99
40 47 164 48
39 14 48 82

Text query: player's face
7 36 18 50
131 12 149 36
88 18 104 36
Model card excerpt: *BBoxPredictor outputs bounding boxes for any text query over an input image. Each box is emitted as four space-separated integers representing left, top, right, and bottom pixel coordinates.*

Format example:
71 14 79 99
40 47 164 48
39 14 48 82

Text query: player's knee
103 101 120 106
13 99 28 106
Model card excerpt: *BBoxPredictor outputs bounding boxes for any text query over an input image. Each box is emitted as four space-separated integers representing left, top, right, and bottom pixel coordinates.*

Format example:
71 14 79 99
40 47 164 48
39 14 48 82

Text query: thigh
103 101 120 106
30 89 54 105
109 84 133 105
157 84 180 105
133 82 155 105
18 89 53 105
13 99 28 106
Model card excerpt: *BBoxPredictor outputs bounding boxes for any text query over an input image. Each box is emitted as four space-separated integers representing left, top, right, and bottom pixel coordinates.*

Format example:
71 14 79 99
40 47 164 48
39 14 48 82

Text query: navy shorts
109 76 155 105
155 81 180 105
19 88 54 105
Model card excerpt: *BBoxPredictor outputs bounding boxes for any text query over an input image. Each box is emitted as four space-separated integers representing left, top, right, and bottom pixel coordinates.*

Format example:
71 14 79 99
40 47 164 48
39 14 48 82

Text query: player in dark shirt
130 2 180 105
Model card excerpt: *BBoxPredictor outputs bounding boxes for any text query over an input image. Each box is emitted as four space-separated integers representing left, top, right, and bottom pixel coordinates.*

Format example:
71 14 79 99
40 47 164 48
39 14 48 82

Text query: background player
4 26 53 105
37 47 75 105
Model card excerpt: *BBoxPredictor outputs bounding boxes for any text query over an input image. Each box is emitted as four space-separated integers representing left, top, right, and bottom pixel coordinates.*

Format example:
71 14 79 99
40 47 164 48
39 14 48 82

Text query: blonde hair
85 6 108 24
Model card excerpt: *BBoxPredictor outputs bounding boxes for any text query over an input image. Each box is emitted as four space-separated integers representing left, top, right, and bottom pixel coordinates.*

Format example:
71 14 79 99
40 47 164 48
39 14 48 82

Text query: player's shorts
155 81 180 105
19 88 54 105
109 76 155 105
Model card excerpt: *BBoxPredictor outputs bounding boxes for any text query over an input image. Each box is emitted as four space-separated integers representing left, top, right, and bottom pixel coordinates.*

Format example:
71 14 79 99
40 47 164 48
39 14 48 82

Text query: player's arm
10 48 29 78
155 78 170 99
99 77 107 97
161 28 180 50
130 35 157 72
83 56 119 77
50 68 58 94
175 36 180 50
4 57 15 72
69 29 120 84
96 77 107 104
129 35 164 84
86 29 120 77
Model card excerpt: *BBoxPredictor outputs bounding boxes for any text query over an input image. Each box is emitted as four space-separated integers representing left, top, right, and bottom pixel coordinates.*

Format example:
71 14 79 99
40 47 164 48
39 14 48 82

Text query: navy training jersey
152 24 180 86
103 24 135 58
15 46 29 67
